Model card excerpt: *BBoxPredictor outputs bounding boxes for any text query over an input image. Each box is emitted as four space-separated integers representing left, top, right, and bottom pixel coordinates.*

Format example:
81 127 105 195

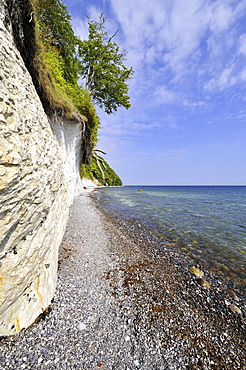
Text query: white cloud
204 61 246 91
71 0 246 101
204 56 238 94
216 65 237 89
238 34 246 55
234 109 246 119
99 111 161 138
108 0 246 91
154 86 177 105
71 16 88 39
153 87 207 109
110 0 209 76
207 2 234 33
240 69 246 81
183 100 206 108
158 149 188 159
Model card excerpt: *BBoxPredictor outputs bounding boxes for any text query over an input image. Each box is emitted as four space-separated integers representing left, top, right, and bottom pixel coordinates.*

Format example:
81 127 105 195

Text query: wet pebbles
0 193 245 369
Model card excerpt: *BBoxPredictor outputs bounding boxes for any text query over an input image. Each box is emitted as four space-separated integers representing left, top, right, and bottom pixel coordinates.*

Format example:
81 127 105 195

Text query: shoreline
94 186 246 295
0 193 245 369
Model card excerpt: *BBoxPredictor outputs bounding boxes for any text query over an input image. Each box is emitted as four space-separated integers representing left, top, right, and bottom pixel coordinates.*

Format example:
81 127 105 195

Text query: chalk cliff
0 0 89 335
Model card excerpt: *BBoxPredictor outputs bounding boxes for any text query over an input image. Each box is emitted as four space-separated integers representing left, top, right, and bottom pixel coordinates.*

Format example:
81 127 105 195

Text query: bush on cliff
80 156 123 186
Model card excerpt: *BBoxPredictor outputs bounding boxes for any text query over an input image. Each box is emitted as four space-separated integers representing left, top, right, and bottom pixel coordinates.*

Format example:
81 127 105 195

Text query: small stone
189 266 204 277
134 360 140 366
197 278 210 289
125 335 130 341
225 288 238 300
78 322 87 330
224 299 230 306
229 304 242 316
215 263 230 272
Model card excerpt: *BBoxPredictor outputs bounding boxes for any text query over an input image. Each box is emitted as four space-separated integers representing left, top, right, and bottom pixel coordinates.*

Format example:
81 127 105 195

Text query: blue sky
64 0 246 185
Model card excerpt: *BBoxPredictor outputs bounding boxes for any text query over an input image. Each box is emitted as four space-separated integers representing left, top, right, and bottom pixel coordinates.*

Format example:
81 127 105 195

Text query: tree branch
92 153 105 181
94 149 107 155
108 29 119 45
86 64 95 91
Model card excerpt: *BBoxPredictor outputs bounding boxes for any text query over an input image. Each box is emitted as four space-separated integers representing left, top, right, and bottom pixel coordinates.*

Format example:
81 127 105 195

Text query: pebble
229 304 243 316
197 278 211 289
189 266 204 277
78 322 87 331
225 288 238 300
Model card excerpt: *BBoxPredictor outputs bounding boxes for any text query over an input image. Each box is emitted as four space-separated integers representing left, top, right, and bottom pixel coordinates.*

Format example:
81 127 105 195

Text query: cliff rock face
0 1 85 335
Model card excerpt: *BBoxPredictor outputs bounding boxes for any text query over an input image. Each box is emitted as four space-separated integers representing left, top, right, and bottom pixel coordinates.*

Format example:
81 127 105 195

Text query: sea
95 185 246 289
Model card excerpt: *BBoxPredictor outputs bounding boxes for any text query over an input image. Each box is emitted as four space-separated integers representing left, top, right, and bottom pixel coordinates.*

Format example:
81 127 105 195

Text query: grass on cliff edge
32 0 100 149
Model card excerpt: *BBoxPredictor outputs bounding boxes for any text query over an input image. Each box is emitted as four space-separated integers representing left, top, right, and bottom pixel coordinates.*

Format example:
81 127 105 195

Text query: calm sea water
96 186 246 286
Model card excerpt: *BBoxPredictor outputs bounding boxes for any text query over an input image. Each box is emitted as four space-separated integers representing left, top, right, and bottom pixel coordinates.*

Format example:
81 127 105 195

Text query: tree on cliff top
78 14 134 114
35 2 134 115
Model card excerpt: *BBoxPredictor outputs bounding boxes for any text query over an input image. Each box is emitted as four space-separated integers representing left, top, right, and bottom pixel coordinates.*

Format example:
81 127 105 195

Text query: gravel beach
0 193 245 369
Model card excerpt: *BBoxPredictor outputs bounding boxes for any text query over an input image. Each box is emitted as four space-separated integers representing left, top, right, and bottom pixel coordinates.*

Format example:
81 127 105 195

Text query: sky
64 0 246 185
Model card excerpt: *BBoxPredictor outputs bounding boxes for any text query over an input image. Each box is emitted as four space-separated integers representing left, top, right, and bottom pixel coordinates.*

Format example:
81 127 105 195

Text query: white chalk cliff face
0 1 86 335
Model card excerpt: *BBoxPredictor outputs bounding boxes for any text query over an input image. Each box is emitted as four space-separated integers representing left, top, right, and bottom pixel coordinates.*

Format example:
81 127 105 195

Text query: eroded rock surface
0 0 84 335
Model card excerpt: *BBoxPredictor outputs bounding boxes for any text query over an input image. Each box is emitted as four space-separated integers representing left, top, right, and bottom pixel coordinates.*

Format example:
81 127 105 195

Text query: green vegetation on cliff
81 155 123 187
32 0 100 150
32 0 132 183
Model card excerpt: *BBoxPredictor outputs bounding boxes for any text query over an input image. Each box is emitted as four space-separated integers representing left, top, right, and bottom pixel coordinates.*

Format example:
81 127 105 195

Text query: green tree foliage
81 155 123 186
34 3 134 117
78 14 134 114
32 1 129 180
33 0 100 149
34 0 80 84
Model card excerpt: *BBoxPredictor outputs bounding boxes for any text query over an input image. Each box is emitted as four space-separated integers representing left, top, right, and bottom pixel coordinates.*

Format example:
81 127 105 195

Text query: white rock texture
81 177 101 188
0 3 86 335
50 116 85 204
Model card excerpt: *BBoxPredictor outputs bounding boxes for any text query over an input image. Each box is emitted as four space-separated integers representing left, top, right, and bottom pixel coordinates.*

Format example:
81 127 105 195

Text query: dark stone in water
197 278 211 289
225 288 238 300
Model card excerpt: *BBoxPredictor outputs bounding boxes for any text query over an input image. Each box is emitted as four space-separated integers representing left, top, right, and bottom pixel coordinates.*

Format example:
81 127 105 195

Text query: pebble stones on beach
188 266 211 289
0 194 245 369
